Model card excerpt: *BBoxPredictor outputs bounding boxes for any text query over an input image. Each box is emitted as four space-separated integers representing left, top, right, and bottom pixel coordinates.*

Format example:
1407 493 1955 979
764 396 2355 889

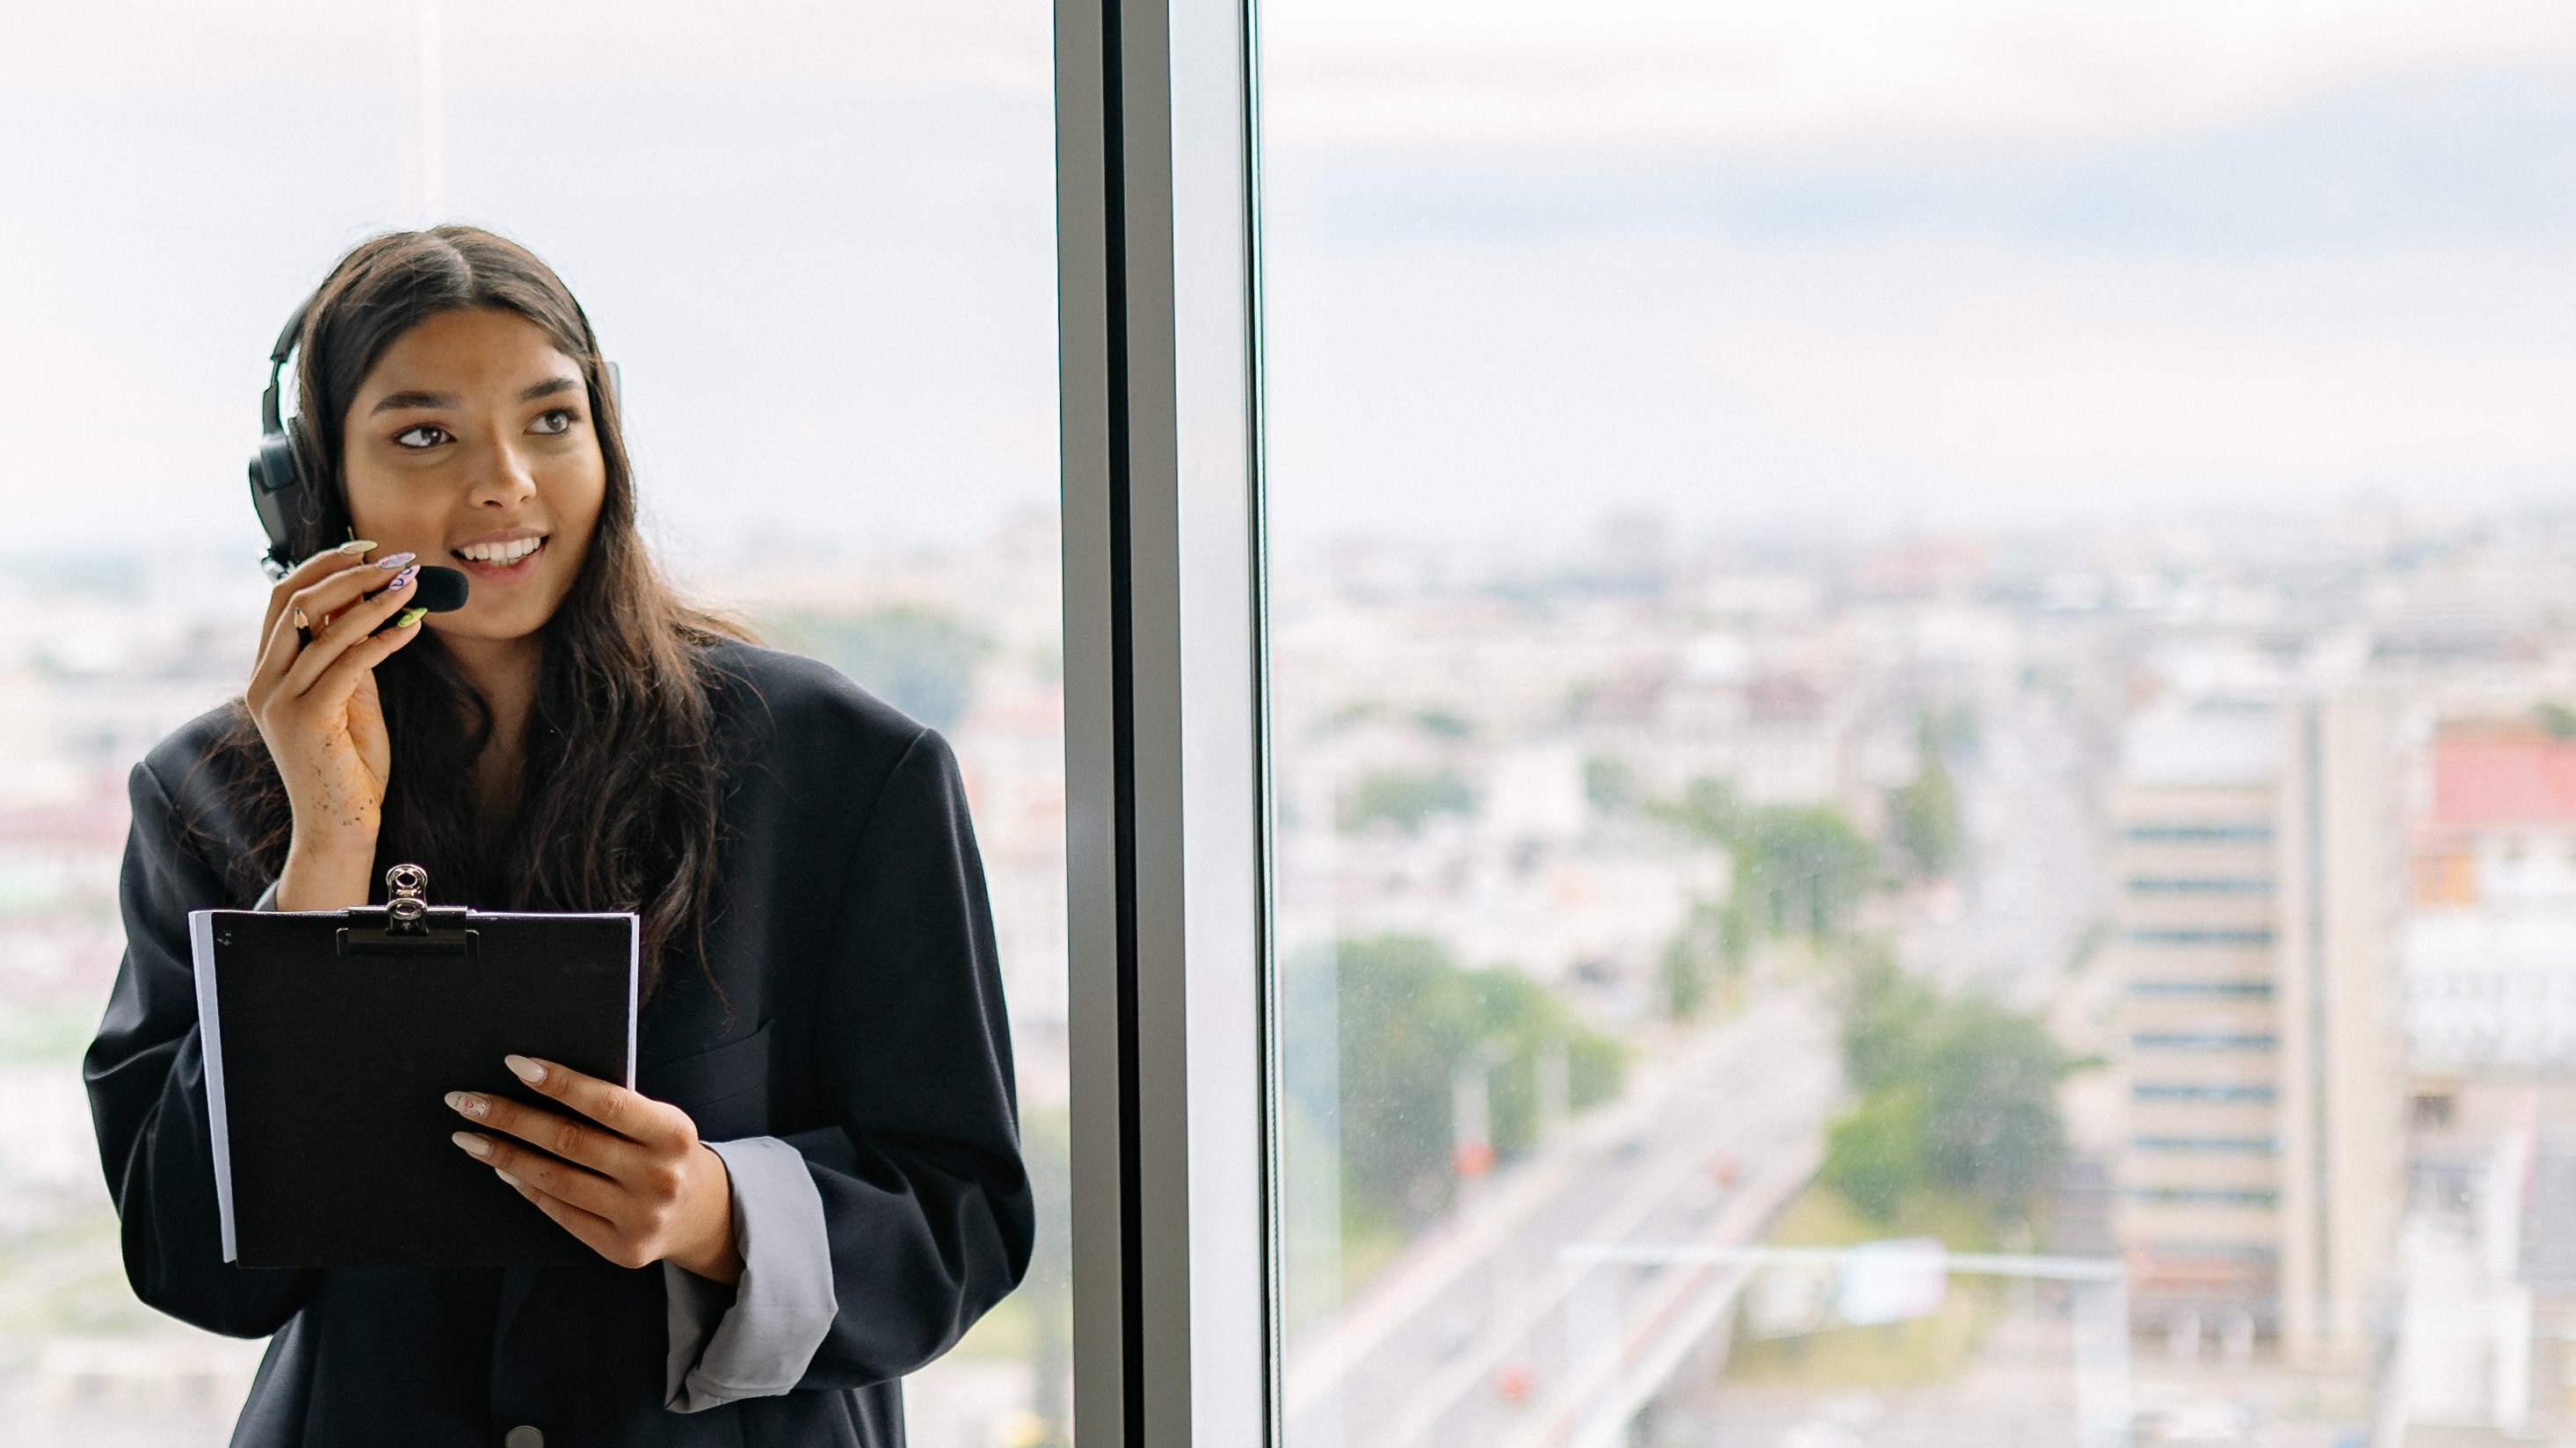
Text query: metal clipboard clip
337 863 478 957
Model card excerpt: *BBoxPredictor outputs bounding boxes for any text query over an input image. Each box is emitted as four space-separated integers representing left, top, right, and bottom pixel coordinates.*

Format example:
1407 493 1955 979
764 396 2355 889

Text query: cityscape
1269 502 2576 1447
5 500 2576 1444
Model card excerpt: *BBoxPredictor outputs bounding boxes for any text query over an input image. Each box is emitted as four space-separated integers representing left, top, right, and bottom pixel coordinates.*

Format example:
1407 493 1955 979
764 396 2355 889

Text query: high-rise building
2109 691 2404 1364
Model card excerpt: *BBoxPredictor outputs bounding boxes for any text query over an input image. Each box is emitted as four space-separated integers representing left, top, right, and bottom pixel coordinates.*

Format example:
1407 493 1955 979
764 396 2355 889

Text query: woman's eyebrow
367 378 579 416
370 390 459 415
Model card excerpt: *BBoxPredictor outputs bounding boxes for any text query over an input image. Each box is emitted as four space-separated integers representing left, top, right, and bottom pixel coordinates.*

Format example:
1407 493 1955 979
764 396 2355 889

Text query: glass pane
1259 3 2576 1444
0 4 1063 1444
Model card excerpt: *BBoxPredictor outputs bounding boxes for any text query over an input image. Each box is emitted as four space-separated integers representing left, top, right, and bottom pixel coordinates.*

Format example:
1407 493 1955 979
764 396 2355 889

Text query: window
2130 981 2276 999
2127 929 2278 946
4 4 1063 1442
1214 3 2576 1441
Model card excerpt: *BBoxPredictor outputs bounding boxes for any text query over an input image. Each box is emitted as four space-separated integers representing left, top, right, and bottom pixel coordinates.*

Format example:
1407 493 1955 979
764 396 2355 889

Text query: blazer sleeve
784 728 1035 1388
83 760 320 1337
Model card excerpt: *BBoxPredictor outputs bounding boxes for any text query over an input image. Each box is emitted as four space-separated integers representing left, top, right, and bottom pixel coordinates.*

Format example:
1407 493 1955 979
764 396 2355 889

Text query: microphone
373 566 471 635
413 566 470 613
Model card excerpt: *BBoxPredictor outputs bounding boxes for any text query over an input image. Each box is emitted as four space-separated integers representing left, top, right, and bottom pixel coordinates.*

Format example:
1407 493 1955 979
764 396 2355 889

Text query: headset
247 298 317 579
246 295 621 580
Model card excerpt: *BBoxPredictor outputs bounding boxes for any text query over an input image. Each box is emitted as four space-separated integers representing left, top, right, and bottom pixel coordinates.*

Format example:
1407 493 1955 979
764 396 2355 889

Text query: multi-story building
2112 698 2285 1343
2405 720 2576 1071
2110 690 2404 1365
2394 720 2576 1435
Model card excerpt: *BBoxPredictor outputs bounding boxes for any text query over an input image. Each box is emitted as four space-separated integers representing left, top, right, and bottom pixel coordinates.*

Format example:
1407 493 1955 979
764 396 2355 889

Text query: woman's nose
466 437 540 508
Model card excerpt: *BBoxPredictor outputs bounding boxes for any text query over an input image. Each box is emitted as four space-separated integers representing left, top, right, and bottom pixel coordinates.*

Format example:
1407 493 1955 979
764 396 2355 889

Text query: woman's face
339 307 607 648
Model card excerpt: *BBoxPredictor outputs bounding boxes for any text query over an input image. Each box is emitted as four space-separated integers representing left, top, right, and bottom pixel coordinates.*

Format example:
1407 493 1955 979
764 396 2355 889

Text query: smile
453 533 548 571
456 536 544 566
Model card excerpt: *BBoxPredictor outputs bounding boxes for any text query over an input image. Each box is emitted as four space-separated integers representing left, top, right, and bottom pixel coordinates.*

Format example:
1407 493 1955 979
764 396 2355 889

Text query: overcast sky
4 1 2571 561
1259 0 2576 544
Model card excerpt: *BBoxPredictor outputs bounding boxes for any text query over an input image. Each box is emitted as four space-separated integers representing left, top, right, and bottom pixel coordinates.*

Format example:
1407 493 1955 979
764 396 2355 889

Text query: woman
83 226 1033 1445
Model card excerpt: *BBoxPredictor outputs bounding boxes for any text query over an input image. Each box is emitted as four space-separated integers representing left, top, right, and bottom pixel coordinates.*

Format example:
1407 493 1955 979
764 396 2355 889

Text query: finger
250 557 408 696
291 616 424 722
261 540 381 639
506 1056 697 1151
453 1130 628 1220
449 1092 641 1179
288 553 418 637
496 1167 628 1260
247 601 314 701
277 567 424 699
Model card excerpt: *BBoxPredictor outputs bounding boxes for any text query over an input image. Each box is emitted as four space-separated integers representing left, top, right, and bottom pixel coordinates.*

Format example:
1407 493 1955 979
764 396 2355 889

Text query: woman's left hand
446 1055 743 1285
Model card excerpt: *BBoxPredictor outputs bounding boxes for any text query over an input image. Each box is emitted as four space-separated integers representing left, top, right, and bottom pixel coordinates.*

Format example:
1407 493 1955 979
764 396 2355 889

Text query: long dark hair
211 226 739 995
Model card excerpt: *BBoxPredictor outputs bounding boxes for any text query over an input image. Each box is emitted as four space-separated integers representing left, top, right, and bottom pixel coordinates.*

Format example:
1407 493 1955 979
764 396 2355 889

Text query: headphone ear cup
248 431 306 570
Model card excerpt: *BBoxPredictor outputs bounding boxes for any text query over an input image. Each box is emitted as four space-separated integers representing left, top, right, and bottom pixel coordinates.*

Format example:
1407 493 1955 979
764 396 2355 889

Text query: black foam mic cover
413 567 471 613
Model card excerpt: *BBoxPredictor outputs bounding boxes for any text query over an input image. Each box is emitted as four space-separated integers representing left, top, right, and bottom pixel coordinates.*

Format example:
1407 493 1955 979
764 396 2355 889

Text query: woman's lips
453 538 547 583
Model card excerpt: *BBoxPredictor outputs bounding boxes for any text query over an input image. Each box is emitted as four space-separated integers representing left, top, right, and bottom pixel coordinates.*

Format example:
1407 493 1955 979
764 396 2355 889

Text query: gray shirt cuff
663 1136 838 1413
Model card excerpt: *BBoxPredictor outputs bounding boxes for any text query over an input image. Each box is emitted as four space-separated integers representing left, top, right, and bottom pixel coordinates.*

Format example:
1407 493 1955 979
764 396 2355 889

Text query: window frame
1056 0 1276 1441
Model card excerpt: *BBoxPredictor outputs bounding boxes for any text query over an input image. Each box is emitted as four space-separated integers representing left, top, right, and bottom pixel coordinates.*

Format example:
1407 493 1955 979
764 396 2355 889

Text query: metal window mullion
1058 0 1269 1439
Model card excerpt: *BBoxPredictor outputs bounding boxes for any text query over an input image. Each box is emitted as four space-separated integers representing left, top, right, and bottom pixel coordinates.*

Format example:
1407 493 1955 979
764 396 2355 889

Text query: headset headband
261 297 311 438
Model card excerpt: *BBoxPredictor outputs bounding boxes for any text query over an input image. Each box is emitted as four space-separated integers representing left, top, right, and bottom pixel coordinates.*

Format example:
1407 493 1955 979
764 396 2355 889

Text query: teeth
459 537 542 564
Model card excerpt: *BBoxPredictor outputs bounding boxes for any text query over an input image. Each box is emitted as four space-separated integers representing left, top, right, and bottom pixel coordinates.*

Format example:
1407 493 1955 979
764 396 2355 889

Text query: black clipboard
189 865 637 1269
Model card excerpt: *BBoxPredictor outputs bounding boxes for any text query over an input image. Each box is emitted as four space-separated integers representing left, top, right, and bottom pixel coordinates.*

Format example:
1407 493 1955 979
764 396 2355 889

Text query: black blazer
84 642 1034 1445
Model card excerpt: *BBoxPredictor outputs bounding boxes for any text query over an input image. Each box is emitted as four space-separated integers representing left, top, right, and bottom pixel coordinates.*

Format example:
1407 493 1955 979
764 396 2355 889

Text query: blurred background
1259 2 2576 1445
11 0 2576 1444
0 3 1067 1444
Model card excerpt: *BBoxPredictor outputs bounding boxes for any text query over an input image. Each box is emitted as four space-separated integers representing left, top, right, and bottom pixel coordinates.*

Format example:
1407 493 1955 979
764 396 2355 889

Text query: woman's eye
393 424 451 449
529 409 575 436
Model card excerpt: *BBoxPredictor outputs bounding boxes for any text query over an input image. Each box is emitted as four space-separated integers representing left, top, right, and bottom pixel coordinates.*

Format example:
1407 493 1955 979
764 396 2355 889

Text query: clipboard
190 864 638 1269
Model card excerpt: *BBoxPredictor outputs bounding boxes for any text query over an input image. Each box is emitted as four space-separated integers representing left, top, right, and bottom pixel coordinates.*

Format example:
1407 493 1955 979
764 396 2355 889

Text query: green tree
1658 898 1746 1020
1822 1086 1925 1222
1583 755 1641 816
1912 1002 2068 1217
1651 776 1741 843
1838 950 1939 1093
763 605 988 729
1413 707 1475 740
1338 769 1477 834
1825 954 2072 1227
1736 806 1875 938
1888 742 1963 880
1651 781 1870 939
1280 936 1625 1232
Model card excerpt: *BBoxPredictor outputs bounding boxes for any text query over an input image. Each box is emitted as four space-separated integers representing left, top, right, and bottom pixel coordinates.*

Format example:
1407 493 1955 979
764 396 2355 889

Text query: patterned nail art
387 565 420 591
373 551 418 571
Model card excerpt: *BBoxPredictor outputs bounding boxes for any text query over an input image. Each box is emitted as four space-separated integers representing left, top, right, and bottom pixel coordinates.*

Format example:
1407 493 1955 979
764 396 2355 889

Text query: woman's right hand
246 543 430 910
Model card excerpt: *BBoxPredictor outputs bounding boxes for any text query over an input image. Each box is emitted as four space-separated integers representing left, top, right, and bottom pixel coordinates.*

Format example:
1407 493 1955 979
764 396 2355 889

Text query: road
1890 687 2108 1019
1280 682 2108 1448
1283 989 1840 1448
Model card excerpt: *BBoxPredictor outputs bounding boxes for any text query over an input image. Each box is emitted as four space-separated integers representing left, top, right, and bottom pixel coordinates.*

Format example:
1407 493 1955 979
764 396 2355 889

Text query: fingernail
373 551 418 571
336 539 375 556
445 1091 488 1119
394 606 428 629
504 1054 546 1084
452 1132 490 1157
386 564 420 591
495 1169 524 1190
